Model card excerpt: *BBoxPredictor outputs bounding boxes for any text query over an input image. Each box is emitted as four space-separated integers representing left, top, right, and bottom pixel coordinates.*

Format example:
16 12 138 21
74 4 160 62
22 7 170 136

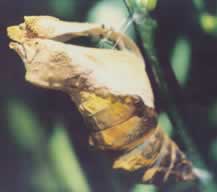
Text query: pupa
7 16 196 183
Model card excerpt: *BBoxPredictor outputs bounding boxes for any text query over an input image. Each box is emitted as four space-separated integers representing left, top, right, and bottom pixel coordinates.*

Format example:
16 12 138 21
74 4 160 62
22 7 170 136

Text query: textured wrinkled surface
7 16 154 108
7 16 196 183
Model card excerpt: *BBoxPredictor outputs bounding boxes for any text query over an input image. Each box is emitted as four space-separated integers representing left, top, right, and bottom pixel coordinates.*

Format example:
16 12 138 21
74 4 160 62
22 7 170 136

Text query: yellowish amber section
79 91 136 130
80 92 111 115
90 116 144 150
113 127 163 171
90 102 135 130
7 26 25 43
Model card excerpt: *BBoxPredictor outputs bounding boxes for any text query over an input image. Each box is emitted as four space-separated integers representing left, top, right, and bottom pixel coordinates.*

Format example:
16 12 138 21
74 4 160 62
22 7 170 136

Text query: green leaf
49 124 90 192
132 184 157 192
171 37 191 86
7 100 45 152
31 165 59 192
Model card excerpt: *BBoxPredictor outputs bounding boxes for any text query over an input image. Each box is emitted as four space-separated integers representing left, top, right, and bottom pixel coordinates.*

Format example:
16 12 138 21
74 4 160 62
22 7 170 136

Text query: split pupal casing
7 16 196 184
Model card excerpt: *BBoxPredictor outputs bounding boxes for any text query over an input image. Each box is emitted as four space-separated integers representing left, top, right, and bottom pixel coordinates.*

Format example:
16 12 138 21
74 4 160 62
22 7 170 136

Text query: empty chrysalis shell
7 16 196 184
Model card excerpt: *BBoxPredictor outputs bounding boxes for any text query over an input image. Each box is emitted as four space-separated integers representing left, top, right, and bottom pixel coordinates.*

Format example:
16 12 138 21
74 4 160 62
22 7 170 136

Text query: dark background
0 0 216 192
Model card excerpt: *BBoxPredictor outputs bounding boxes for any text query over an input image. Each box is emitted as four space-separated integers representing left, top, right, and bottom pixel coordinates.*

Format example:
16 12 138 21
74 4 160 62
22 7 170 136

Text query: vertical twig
123 0 196 157
123 0 217 191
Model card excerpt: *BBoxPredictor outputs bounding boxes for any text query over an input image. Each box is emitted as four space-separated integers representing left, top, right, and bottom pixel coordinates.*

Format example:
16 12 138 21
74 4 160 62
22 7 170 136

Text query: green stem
124 0 198 162
123 0 217 191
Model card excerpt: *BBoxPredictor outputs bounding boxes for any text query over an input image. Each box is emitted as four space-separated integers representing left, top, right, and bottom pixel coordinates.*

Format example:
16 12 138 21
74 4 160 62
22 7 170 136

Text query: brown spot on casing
89 116 154 150
113 127 163 171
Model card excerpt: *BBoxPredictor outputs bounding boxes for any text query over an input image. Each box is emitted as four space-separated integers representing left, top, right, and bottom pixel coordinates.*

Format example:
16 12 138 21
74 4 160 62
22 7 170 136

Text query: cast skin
7 16 196 183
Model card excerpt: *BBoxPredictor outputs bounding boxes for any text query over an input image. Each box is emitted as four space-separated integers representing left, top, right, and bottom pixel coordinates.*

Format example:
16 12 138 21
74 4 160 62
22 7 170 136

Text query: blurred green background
0 0 217 191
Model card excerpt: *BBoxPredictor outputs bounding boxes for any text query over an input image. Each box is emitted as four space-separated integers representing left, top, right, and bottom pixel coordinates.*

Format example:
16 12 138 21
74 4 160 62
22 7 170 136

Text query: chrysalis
7 16 196 183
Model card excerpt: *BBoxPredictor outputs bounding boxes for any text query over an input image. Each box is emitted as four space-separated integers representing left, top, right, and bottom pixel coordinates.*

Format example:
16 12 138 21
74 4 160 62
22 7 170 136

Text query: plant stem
123 0 217 191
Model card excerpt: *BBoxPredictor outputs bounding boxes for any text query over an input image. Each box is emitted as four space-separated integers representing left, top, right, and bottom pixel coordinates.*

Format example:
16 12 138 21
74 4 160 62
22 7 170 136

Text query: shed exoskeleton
7 16 196 183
